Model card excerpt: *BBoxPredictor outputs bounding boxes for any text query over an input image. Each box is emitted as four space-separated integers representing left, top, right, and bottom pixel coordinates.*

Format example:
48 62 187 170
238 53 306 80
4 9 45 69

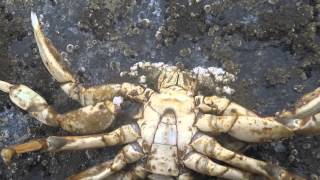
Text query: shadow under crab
1 11 320 180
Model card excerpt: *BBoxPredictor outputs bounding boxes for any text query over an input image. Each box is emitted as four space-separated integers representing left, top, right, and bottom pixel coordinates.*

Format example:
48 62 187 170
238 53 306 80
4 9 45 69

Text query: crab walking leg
178 172 195 180
0 81 120 134
183 152 253 180
279 87 320 119
68 143 144 180
1 124 140 165
31 12 153 106
195 95 258 116
278 114 320 135
0 81 59 126
196 114 293 142
111 164 147 180
276 88 320 134
191 134 305 180
122 164 147 180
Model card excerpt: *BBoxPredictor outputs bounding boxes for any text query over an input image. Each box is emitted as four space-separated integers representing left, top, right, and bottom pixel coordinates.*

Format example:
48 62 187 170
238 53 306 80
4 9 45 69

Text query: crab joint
183 152 253 180
68 143 144 180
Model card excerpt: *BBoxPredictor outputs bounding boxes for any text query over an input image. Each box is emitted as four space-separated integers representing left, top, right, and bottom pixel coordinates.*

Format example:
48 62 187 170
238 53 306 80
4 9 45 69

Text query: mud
0 0 320 179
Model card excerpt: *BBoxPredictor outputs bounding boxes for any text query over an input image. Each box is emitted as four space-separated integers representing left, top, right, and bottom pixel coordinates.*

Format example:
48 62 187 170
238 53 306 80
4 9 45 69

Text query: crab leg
177 172 195 180
277 88 320 134
279 88 320 119
31 12 153 106
68 143 144 180
191 133 305 180
1 124 140 165
112 164 147 180
183 152 253 180
0 81 120 134
196 113 293 142
195 95 258 116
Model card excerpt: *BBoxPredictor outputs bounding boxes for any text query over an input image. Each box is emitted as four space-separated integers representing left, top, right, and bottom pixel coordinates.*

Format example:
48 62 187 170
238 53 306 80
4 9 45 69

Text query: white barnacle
152 62 164 68
130 65 138 71
208 67 225 76
113 96 123 108
119 71 128 77
137 62 144 68
223 86 235 95
139 75 146 84
128 71 138 77
192 66 208 75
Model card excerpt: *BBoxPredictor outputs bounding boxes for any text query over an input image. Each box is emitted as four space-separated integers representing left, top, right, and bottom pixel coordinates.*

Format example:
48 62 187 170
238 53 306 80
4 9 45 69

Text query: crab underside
1 12 320 180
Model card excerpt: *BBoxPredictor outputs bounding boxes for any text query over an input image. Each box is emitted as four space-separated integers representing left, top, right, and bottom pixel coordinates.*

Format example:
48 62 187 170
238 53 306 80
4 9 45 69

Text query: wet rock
1 0 320 179
265 68 290 86
179 48 191 57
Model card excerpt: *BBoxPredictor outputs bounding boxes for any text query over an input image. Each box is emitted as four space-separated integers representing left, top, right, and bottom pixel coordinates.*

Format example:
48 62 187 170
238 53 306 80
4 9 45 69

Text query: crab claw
31 11 76 84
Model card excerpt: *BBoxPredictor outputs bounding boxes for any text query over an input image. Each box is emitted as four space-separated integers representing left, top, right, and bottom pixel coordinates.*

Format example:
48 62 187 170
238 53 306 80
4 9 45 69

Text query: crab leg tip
1 148 15 166
31 11 39 29
0 80 13 93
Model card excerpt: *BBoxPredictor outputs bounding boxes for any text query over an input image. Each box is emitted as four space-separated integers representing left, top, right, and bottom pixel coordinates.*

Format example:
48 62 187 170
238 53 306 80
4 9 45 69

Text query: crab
1 11 320 180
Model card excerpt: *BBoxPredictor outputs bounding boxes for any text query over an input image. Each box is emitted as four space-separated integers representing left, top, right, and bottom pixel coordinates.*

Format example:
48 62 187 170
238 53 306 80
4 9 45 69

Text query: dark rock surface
0 0 320 179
